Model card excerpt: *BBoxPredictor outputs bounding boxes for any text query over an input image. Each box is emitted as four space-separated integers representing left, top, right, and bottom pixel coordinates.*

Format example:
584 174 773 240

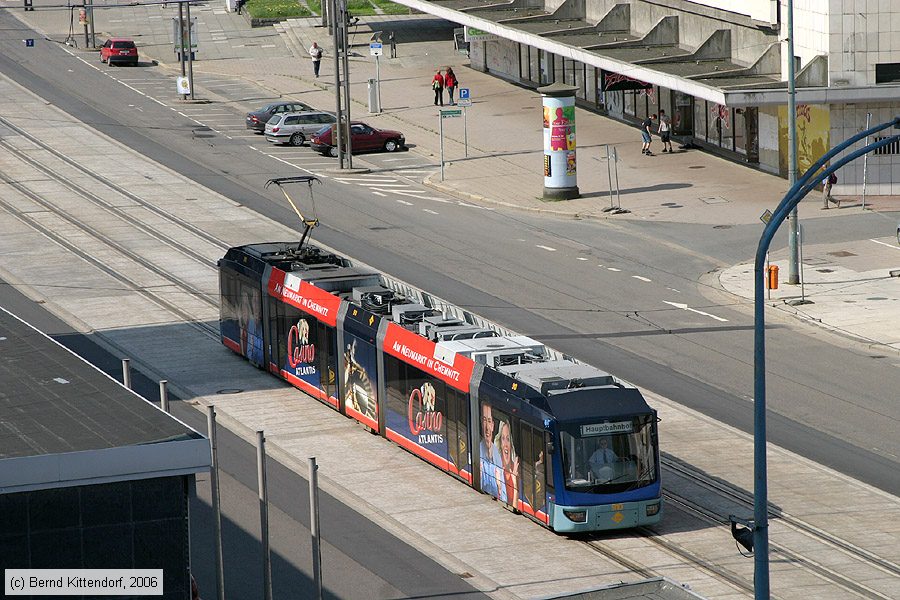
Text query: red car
100 38 139 66
310 122 405 157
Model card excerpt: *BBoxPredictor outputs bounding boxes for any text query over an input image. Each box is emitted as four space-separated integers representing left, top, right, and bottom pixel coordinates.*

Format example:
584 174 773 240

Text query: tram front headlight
646 501 661 517
563 509 587 523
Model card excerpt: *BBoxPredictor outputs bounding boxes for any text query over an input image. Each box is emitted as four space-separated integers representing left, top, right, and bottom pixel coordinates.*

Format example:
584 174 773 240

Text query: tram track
0 121 222 340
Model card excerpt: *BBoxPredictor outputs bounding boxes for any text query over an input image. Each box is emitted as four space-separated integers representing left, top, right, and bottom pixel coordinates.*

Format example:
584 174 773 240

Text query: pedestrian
658 109 673 153
822 171 839 209
389 31 397 59
235 0 244 14
444 67 458 105
309 42 324 78
431 69 444 106
641 113 656 155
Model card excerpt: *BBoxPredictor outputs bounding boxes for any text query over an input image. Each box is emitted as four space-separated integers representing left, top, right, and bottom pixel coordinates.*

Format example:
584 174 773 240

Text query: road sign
440 109 462 118
370 42 383 56
760 209 773 225
24 38 34 47
176 76 191 95
457 88 471 107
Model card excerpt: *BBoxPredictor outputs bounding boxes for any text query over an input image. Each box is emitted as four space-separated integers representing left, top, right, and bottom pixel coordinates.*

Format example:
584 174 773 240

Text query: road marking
607 267 621 272
577 257 588 261
458 201 492 210
372 191 387 197
423 209 439 215
663 301 728 322
870 238 900 250
382 157 412 162
335 177 399 183
395 170 434 175
358 183 410 188
536 245 556 252
667 287 682 293
632 275 651 282
397 200 414 205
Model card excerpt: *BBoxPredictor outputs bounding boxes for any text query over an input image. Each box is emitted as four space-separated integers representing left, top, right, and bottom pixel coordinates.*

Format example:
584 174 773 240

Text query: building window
624 90 635 116
693 100 706 141
734 108 747 155
875 63 900 84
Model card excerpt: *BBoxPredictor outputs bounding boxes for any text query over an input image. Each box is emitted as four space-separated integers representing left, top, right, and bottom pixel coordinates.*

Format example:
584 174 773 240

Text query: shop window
624 90 635 116
673 92 693 135
875 63 900 84
530 48 540 85
693 100 707 141
719 106 733 151
734 108 747 155
635 91 648 121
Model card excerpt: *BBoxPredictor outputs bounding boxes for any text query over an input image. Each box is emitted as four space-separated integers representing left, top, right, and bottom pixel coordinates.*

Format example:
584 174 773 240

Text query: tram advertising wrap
383 323 474 483
219 242 662 533
268 268 341 407
341 305 380 430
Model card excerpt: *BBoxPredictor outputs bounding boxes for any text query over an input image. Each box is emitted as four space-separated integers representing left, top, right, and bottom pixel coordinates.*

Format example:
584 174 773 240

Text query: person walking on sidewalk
431 70 444 106
822 171 839 209
658 109 674 153
641 114 656 155
389 31 397 58
444 67 458 105
309 42 324 78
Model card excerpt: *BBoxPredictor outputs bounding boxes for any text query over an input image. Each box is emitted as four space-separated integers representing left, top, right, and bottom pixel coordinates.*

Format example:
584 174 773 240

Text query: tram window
544 432 554 494
519 422 534 509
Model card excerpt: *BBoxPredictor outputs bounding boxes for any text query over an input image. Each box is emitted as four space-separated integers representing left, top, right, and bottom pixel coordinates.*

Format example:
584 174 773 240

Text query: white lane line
870 238 900 250
663 301 728 322
458 201 492 210
423 209 439 215
607 267 621 272
577 257 588 261
262 44 277 48
359 183 411 188
372 191 387 197
667 288 682 293
396 199 414 205
536 245 556 252
334 177 399 183
382 157 412 162
632 275 652 282
249 145 319 177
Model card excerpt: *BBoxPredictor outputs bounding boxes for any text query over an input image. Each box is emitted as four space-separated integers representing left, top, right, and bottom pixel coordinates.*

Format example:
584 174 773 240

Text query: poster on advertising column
542 96 576 188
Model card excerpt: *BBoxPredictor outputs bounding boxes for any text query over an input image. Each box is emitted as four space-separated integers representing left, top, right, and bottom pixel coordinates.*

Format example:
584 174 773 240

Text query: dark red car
100 38 139 66
309 122 406 157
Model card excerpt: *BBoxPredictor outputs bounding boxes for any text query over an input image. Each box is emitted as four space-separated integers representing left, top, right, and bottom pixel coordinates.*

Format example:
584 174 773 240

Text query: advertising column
538 82 580 200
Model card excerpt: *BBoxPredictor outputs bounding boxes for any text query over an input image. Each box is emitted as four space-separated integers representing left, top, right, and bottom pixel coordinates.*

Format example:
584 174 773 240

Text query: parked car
100 38 138 66
265 111 336 146
246 101 315 132
309 122 406 157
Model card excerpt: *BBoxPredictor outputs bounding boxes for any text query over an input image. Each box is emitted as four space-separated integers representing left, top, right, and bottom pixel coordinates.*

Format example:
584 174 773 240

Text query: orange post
767 265 779 290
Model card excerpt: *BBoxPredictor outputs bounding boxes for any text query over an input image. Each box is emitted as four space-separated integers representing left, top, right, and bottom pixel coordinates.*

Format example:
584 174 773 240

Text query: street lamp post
752 117 899 600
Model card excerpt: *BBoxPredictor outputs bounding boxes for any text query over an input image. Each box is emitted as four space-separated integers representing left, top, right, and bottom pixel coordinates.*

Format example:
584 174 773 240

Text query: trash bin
368 78 381 114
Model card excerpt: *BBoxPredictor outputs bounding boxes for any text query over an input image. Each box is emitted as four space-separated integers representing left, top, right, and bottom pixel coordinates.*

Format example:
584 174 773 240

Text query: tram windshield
560 415 656 494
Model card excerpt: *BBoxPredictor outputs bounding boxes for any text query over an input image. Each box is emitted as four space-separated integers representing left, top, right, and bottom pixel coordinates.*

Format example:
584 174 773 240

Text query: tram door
519 422 547 518
445 388 470 482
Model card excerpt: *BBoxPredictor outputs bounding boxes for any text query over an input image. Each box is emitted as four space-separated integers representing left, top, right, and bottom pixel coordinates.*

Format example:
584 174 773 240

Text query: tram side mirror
729 515 754 554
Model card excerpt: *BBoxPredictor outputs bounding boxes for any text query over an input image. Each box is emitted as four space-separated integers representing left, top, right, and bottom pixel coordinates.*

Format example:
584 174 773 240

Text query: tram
217 175 659 533
218 239 662 533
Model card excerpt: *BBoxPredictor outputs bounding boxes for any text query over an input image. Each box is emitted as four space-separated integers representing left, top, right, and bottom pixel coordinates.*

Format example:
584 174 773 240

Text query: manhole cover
216 388 244 394
828 250 857 257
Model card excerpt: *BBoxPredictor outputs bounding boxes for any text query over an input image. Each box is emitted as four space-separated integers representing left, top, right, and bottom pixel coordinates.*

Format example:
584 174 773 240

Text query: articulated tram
219 241 661 532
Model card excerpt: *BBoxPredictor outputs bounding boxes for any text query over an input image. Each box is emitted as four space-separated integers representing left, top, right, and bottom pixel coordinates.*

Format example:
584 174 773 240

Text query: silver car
265 111 336 146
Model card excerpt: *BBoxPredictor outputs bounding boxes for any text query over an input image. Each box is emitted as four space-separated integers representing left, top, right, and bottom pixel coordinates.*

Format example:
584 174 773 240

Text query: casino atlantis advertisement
383 323 474 472
268 268 341 404
342 306 380 430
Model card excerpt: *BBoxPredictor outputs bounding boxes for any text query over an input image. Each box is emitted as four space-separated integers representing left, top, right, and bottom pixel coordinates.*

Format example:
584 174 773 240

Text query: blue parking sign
459 88 470 99
24 39 34 47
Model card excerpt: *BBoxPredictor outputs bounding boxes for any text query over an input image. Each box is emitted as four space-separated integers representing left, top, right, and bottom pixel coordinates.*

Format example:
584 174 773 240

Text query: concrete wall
830 103 900 195
484 37 520 78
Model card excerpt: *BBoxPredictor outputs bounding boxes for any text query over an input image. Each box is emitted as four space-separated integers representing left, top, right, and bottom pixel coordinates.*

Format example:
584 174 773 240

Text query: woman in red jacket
431 70 444 106
444 67 458 105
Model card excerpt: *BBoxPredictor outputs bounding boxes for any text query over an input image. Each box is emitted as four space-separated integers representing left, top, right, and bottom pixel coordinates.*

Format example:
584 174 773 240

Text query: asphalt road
1 9 897 502
0 279 487 600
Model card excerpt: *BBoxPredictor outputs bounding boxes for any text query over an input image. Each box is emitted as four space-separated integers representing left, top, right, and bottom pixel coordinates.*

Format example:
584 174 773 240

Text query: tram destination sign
581 421 633 436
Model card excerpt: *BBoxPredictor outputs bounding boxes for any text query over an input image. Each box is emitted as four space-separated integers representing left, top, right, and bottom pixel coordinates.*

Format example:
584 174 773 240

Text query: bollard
159 380 169 412
767 265 779 290
257 432 273 600
121 358 131 389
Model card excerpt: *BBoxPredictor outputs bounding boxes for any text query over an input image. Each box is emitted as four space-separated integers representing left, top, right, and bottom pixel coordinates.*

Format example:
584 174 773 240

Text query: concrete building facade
395 0 900 195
